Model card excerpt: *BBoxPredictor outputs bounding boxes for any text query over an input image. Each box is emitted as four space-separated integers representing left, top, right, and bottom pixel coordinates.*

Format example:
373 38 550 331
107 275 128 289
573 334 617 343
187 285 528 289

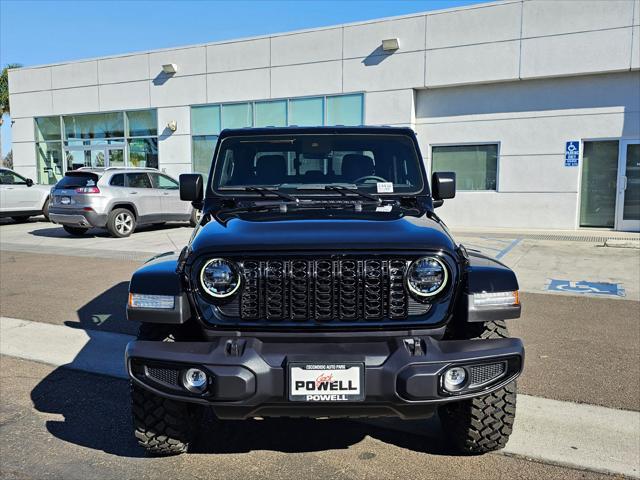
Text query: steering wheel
353 175 388 184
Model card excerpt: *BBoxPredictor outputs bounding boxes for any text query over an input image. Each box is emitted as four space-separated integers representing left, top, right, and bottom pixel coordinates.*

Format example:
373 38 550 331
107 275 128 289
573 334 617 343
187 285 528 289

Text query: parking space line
495 238 523 259
1 316 638 477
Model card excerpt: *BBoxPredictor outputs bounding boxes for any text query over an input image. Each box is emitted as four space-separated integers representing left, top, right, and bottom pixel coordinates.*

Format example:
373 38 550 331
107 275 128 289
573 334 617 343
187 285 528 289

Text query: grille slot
146 366 180 386
468 362 506 388
227 257 432 325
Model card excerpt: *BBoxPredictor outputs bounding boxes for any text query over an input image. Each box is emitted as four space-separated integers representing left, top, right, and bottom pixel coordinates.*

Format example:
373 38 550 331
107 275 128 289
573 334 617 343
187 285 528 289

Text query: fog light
443 367 467 392
182 368 208 393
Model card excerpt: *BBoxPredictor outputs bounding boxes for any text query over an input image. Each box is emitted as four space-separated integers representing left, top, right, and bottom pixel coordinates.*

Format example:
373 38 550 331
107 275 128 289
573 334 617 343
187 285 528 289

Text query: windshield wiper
224 186 299 203
324 185 382 204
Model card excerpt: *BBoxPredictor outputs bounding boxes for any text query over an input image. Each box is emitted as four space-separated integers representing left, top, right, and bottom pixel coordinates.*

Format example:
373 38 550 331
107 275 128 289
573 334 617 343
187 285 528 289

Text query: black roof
217 125 416 138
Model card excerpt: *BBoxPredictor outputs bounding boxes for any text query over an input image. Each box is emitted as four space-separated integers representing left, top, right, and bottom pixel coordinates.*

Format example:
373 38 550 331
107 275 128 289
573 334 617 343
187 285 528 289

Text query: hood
190 211 456 254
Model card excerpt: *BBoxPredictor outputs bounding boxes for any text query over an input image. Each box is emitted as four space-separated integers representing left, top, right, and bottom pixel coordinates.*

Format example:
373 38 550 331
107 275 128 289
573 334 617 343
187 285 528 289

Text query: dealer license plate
288 363 365 402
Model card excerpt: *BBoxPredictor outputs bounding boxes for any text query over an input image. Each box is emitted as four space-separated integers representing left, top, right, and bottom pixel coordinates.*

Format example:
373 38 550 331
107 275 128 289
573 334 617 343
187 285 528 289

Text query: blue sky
0 0 482 156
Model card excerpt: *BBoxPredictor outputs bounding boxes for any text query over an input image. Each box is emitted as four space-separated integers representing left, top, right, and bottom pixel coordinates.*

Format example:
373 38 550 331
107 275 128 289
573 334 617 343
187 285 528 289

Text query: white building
7 0 640 231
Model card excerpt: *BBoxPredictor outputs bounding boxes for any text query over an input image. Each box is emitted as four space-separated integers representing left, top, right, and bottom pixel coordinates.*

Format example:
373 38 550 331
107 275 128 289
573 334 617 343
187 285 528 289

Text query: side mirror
431 171 456 203
179 174 203 205
26 178 34 187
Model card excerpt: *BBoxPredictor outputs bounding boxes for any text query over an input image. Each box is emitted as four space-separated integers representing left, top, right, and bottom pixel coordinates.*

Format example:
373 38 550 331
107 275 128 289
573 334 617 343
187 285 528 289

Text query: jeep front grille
213 257 431 325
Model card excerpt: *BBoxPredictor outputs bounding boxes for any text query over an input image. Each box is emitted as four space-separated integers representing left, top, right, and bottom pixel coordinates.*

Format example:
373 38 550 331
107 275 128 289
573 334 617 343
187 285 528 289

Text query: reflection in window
128 138 158 169
222 103 253 129
36 142 64 185
326 94 364 126
192 136 217 182
35 117 61 141
127 110 157 137
432 144 498 191
63 112 124 139
191 105 221 136
289 97 323 126
255 100 287 127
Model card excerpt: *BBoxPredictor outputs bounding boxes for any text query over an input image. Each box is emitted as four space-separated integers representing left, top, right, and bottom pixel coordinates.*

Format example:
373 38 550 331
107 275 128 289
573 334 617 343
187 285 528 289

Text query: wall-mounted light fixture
381 38 400 52
167 120 177 132
162 63 178 74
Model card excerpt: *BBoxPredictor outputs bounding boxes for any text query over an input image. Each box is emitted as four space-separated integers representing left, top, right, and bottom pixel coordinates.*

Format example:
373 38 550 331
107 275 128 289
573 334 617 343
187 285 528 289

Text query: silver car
48 167 197 237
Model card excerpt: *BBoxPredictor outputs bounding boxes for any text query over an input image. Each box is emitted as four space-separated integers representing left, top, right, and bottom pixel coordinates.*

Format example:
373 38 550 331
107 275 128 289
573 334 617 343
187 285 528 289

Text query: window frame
429 141 501 192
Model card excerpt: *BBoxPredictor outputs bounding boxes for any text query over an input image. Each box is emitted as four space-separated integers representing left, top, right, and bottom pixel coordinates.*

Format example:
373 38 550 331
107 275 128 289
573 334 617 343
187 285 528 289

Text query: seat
255 155 287 185
303 170 325 182
341 154 375 183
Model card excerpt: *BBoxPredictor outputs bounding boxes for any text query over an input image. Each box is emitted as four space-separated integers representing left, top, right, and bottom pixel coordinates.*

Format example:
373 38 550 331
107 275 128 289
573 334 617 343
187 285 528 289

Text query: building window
431 144 498 191
190 93 364 178
34 109 158 184
255 100 287 127
326 94 364 126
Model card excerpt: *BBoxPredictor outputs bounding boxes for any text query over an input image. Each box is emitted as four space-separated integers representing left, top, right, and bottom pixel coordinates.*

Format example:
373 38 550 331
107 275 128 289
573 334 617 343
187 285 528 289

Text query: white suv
48 167 197 237
0 168 51 222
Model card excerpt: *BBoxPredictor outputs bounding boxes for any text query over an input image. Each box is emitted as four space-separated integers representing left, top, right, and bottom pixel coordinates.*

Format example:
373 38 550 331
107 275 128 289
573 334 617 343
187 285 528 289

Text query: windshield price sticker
376 182 394 193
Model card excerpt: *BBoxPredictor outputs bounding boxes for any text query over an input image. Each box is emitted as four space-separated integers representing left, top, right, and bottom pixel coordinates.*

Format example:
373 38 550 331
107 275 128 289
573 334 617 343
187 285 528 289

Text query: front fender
461 251 521 322
127 253 192 324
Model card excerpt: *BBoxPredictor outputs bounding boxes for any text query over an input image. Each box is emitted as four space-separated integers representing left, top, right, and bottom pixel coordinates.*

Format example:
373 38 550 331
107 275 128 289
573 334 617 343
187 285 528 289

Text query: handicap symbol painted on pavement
546 279 626 297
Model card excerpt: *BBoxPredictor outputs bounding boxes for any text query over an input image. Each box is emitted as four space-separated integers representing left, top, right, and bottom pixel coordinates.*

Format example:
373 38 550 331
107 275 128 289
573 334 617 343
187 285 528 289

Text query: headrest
255 155 286 185
341 154 375 182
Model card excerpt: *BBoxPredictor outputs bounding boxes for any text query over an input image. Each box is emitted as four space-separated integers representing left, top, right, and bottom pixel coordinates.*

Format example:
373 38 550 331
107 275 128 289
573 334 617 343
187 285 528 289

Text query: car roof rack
103 166 158 171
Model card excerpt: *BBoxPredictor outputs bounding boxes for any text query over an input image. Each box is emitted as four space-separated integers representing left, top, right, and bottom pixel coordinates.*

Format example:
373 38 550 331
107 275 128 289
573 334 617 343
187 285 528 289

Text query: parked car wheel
11 216 31 223
438 321 517 454
189 208 201 227
63 225 88 236
42 198 50 221
107 208 136 238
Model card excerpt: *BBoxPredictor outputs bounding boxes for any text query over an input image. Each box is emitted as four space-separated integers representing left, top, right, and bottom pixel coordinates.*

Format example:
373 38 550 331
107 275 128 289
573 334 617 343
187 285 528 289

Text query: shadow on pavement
27 222 190 239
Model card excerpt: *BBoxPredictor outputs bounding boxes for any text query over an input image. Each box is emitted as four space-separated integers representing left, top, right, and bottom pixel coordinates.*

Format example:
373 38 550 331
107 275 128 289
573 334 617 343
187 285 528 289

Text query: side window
126 173 152 188
110 174 125 187
153 174 179 190
0 170 27 185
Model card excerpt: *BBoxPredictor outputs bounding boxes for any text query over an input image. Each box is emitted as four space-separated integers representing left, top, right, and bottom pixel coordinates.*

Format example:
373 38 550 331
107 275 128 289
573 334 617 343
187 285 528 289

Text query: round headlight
406 256 448 297
199 258 241 298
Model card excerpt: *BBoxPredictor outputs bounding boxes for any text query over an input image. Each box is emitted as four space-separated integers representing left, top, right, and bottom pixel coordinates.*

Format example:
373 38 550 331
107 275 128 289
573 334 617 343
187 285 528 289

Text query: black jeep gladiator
125 126 523 455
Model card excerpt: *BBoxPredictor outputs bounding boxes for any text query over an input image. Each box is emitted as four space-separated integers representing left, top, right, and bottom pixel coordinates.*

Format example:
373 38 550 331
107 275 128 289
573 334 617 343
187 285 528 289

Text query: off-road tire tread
131 383 193 455
439 321 517 454
130 323 199 456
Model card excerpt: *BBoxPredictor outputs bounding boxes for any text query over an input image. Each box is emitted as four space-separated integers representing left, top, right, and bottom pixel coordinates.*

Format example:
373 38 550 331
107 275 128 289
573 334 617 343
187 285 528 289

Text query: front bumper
126 335 524 420
49 208 107 228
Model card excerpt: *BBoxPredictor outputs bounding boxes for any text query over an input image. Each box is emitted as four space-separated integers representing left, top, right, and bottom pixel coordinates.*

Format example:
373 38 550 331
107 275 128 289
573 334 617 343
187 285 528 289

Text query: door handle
130 191 138 195
163 192 170 196
623 176 628 191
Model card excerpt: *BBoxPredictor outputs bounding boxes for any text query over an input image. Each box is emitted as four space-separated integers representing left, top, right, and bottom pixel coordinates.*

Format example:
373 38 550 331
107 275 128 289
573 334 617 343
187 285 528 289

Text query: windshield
211 134 424 195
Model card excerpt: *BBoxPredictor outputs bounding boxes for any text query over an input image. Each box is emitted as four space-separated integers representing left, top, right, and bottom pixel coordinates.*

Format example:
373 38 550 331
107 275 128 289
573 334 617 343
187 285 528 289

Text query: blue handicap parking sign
565 141 580 167
546 279 625 297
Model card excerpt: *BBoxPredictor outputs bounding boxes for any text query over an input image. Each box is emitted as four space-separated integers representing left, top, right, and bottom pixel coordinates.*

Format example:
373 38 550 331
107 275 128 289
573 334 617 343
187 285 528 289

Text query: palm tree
0 63 23 162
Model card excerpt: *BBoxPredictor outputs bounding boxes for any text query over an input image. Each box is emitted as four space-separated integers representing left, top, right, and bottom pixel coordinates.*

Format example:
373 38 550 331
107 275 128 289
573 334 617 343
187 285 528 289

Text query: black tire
11 216 30 223
438 321 517 454
131 324 203 456
63 225 88 236
107 208 136 238
42 198 50 221
189 208 201 228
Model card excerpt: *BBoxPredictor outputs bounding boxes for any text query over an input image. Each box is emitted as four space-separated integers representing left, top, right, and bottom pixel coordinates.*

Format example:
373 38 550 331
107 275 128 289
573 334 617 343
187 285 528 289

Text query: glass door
617 140 640 231
579 141 619 228
106 147 125 168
